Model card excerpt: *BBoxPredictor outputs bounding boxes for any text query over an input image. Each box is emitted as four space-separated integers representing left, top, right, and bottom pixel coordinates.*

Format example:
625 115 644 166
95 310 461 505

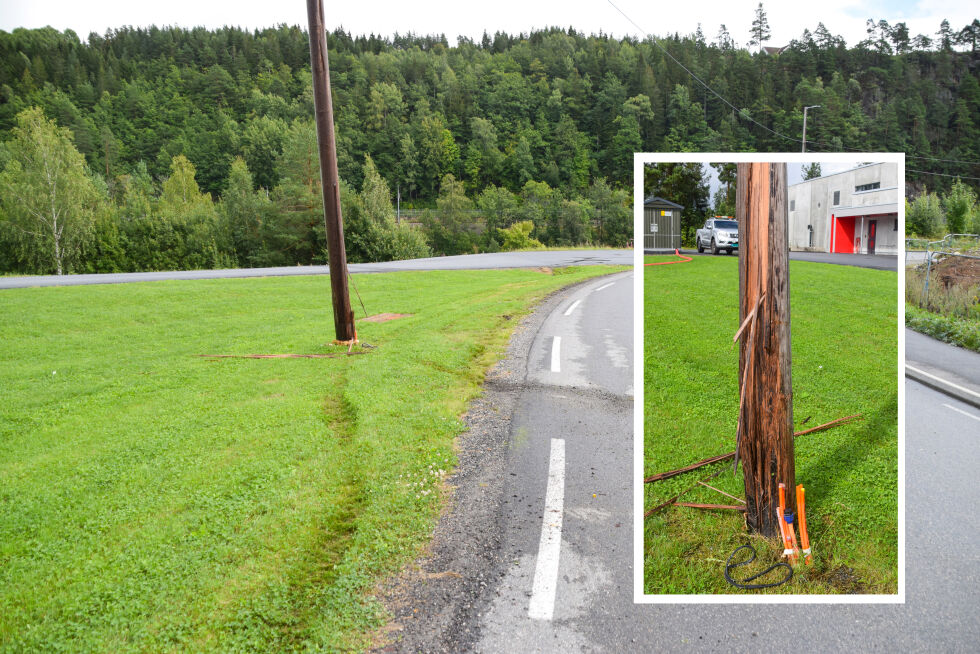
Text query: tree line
906 179 980 238
0 107 632 274
0 20 978 272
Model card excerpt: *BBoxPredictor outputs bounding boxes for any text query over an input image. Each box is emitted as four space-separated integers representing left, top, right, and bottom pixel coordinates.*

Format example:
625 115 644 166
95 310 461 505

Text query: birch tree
0 107 99 274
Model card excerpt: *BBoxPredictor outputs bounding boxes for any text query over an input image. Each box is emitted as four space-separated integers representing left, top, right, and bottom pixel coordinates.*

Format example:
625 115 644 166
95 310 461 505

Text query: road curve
0 250 632 289
473 269 633 650
375 269 634 652
378 292 977 651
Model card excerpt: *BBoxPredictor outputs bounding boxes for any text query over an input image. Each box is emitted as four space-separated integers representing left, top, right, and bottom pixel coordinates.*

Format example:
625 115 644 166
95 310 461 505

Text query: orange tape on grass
644 249 693 266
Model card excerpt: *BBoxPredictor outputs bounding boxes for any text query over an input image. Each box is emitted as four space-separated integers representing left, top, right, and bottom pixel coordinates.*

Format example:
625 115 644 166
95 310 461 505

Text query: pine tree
936 20 954 51
749 3 772 53
716 24 734 50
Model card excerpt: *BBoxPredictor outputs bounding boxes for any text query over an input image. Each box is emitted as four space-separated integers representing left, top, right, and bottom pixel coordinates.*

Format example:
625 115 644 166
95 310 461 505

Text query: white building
787 163 899 255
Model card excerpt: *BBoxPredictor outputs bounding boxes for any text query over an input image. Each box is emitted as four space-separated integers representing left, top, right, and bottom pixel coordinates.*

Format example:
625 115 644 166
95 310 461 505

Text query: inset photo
637 154 902 598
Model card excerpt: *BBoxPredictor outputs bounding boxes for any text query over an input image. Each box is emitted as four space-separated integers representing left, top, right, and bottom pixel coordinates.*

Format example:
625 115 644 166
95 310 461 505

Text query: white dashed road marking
528 438 566 621
564 299 582 316
551 336 561 372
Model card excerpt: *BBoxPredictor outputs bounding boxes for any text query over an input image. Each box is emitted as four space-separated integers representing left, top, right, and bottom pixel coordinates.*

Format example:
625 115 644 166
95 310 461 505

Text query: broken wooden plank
644 413 862 484
698 481 746 504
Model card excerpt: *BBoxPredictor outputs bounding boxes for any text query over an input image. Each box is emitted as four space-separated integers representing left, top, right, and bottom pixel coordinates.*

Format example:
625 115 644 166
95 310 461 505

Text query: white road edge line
551 336 561 372
943 403 980 423
594 282 614 292
906 364 980 400
528 438 566 621
563 299 582 316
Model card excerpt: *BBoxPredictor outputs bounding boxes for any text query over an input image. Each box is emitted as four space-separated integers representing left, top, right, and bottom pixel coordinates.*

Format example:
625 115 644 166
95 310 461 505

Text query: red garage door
832 215 856 254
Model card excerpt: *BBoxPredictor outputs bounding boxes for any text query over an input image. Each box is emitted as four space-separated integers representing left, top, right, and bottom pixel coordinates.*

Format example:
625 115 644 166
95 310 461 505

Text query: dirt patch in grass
361 313 413 323
929 253 980 289
812 565 868 594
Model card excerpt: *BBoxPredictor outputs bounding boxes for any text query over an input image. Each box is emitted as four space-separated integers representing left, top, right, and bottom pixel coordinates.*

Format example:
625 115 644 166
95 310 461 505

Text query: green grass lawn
644 255 898 594
0 265 622 652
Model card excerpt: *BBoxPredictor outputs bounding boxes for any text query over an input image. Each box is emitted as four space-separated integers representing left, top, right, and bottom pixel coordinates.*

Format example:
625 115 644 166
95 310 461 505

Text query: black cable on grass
724 544 793 590
349 274 368 319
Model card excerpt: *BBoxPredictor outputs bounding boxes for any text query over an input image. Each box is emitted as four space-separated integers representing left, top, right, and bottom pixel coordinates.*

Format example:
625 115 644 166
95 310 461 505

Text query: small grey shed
643 196 683 251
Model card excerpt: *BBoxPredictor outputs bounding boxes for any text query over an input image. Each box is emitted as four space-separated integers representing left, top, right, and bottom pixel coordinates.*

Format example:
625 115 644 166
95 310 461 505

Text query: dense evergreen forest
0 19 978 273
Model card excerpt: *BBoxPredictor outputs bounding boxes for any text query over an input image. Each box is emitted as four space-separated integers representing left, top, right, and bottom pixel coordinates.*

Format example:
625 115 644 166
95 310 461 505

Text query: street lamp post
802 105 821 153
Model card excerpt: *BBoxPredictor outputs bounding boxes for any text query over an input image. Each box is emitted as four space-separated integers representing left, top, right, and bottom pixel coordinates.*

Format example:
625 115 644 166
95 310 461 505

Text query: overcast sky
1 1 975 50
702 162 858 208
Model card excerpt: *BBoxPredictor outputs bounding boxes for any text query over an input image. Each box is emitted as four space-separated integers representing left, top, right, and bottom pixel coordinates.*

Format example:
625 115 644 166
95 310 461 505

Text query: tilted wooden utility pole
306 0 356 342
735 162 795 538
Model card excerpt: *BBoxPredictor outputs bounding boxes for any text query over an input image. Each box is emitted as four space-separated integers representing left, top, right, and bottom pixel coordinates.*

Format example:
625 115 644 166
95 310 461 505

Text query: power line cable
606 0 799 147
605 0 980 169
906 168 980 182
904 154 980 165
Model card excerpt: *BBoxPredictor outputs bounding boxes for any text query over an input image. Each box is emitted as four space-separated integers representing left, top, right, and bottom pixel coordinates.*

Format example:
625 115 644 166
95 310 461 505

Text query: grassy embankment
644 255 898 594
905 253 980 352
0 265 623 651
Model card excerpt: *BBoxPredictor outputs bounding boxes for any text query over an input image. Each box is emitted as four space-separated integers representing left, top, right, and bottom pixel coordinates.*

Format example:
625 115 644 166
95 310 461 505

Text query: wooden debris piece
644 413 862 485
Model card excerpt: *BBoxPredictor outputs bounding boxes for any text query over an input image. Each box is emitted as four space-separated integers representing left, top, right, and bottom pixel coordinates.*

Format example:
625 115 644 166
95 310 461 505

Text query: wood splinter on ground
643 413 863 485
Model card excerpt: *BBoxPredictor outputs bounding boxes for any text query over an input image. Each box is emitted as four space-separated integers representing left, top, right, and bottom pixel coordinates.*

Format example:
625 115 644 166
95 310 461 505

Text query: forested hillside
0 21 978 273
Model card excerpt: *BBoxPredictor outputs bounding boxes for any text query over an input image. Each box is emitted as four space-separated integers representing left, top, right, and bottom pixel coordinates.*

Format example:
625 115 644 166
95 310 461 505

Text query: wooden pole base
736 162 796 538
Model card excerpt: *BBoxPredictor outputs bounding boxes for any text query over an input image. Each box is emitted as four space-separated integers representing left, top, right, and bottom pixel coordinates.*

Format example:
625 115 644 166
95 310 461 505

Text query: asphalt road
385 309 976 650
474 270 633 650
650 250 898 271
0 250 632 289
376 270 634 652
788 251 898 271
905 328 980 408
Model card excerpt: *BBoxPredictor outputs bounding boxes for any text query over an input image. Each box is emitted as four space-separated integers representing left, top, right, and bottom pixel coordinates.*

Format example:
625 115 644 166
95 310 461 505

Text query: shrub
500 220 544 251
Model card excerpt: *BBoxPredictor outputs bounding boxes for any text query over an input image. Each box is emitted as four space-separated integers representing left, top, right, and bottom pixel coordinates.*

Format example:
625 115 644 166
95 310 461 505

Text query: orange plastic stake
786 513 800 564
775 506 795 563
797 484 812 565
777 483 798 564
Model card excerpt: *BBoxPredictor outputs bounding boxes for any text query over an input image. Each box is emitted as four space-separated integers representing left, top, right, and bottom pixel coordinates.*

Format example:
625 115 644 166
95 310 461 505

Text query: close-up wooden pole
307 0 356 342
736 162 795 538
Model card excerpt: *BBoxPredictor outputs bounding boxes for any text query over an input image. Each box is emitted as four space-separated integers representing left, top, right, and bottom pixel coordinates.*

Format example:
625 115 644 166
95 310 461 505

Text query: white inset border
632 151 905 604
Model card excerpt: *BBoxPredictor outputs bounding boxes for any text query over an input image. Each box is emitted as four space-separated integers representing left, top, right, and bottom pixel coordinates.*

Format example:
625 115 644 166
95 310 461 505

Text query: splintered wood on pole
306 0 356 342
736 162 795 538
